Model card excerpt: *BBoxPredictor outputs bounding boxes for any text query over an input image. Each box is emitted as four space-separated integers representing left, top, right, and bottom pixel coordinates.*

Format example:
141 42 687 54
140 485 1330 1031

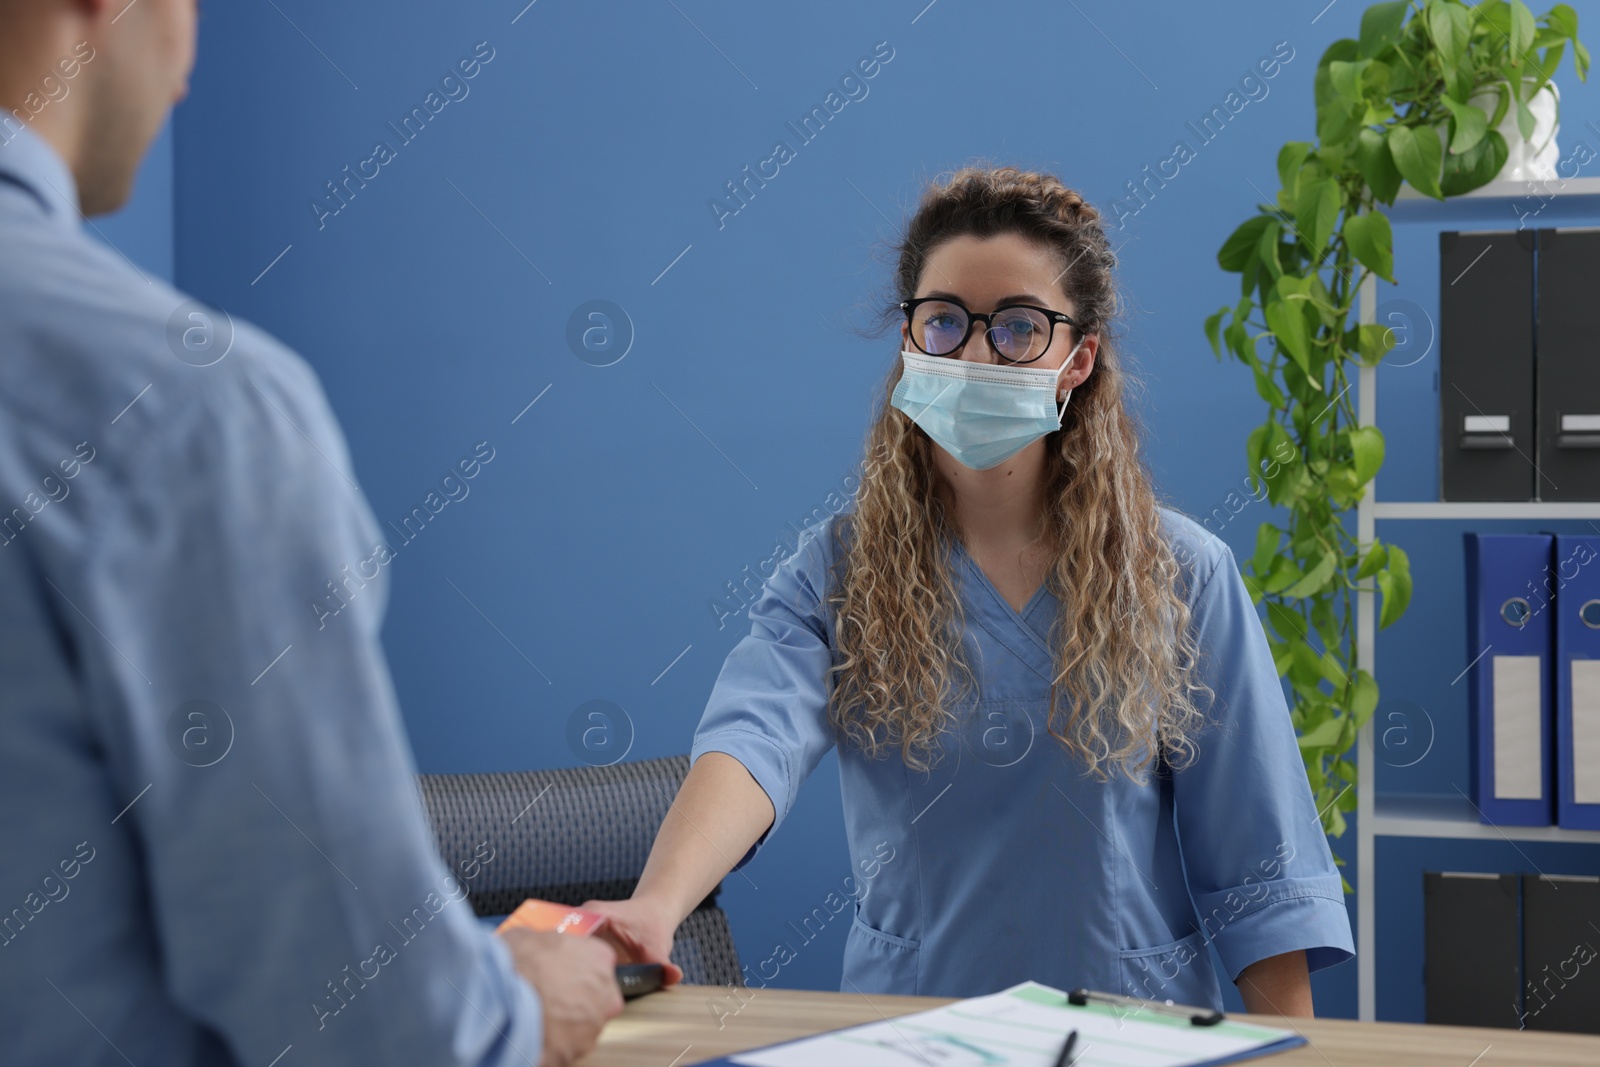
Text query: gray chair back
417 754 743 986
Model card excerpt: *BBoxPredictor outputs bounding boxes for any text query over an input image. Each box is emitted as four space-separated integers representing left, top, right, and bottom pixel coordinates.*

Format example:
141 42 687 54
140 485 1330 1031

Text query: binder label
1493 654 1545 800
1573 660 1600 805
1464 415 1512 433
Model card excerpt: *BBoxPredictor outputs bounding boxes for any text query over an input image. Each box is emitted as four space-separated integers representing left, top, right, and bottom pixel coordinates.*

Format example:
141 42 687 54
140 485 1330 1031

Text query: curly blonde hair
826 164 1214 782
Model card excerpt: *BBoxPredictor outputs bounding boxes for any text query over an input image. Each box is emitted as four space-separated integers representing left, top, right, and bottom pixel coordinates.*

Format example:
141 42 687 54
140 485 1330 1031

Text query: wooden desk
578 984 1600 1066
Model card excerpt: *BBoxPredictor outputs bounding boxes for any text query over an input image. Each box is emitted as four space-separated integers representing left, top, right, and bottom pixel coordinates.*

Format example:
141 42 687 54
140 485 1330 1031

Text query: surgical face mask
889 341 1082 470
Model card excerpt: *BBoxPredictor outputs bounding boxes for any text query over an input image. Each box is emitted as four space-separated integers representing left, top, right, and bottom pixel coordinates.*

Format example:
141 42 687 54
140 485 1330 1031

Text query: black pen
1051 1028 1078 1067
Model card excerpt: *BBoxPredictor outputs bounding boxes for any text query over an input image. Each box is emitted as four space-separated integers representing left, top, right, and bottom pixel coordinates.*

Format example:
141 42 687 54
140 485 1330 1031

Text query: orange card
497 899 611 938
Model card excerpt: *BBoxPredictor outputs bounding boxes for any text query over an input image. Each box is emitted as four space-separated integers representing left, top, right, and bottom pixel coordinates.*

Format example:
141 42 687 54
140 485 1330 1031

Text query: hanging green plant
1204 0 1588 883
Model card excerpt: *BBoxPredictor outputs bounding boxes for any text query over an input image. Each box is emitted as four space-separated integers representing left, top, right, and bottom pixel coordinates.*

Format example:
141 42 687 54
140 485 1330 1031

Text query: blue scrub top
691 507 1354 1007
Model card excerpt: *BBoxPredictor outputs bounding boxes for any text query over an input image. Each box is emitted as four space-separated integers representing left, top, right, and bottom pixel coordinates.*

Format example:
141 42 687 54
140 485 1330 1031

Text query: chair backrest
417 755 743 986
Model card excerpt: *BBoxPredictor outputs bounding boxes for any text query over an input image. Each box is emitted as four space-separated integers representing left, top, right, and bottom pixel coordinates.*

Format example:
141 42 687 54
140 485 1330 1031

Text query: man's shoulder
0 217 329 464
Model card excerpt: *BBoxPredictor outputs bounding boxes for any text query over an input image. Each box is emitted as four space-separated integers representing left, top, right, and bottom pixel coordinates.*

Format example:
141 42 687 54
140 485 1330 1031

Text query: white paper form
723 982 1303 1067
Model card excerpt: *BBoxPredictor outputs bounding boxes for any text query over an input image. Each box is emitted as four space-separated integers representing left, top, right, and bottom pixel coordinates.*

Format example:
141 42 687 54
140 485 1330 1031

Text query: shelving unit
1372 793 1600 844
1394 176 1600 200
1353 182 1600 1021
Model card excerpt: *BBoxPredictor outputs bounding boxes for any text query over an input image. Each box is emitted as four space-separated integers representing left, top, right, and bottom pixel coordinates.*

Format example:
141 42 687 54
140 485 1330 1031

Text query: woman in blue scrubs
588 165 1354 1014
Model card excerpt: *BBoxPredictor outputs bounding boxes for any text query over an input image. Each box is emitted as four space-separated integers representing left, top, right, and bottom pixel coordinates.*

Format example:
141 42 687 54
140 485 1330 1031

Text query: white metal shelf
1373 793 1600 845
1395 176 1600 200
1372 501 1600 519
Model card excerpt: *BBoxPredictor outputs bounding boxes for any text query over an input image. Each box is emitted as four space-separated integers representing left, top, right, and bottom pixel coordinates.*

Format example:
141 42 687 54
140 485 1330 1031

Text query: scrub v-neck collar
949 536 1056 682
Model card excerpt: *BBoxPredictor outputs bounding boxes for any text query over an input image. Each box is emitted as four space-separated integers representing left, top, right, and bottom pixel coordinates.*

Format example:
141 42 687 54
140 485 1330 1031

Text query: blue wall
91 118 173 282
117 0 1600 1023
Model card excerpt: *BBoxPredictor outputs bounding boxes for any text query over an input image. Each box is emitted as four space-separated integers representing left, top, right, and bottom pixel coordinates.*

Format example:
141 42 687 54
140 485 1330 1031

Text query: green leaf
1284 549 1339 598
1314 39 1365 144
1547 4 1579 39
1329 808 1351 841
1378 543 1413 628
1360 0 1412 58
1350 669 1379 728
1294 178 1342 256
1478 0 1513 40
1511 0 1536 56
1376 570 1395 619
1440 97 1489 154
1298 716 1345 750
1357 322 1398 365
1327 466 1361 507
1343 212 1395 283
1262 555 1306 595
1252 522 1281 576
1257 218 1283 279
1274 271 1314 299
1355 540 1388 579
1329 59 1370 107
1265 295 1313 378
1204 307 1226 358
1362 98 1399 126
1356 127 1403 203
1289 643 1330 690
1441 130 1509 195
1361 59 1392 100
1241 253 1265 301
1388 123 1444 198
1246 422 1269 494
1219 215 1274 272
1350 424 1386 485
1515 84 1537 140
1311 598 1341 650
1536 41 1567 82
1479 81 1512 129
1264 600 1303 647
1224 297 1254 363
1254 367 1288 409
1225 313 1258 367
1429 0 1471 66
1277 142 1313 195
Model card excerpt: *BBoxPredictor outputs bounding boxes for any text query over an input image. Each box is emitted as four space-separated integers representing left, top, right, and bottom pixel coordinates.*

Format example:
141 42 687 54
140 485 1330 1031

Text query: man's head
0 0 198 215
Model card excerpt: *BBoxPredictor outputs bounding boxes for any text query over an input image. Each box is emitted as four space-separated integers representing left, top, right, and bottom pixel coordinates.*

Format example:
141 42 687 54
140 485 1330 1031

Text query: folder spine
1534 230 1600 501
1440 231 1537 502
1553 534 1600 830
1464 533 1555 826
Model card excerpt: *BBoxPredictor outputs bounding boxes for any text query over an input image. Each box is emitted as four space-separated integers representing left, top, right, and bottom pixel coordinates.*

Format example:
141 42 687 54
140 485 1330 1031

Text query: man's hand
498 927 624 1067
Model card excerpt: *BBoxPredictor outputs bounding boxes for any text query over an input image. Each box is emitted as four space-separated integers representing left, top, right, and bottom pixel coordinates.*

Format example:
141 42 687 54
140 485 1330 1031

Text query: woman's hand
581 753 774 989
580 896 685 985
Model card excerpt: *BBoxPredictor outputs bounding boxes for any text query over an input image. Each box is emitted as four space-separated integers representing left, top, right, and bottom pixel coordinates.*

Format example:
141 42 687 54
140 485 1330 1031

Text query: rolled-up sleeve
691 521 840 869
1171 537 1355 981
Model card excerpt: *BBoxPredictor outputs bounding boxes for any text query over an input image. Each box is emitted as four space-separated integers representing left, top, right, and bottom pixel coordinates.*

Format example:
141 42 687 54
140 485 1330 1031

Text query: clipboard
693 980 1307 1067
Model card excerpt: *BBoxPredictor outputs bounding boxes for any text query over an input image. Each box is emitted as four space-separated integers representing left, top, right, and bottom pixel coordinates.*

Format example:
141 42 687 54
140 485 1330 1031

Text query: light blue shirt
692 507 1355 1007
0 125 543 1065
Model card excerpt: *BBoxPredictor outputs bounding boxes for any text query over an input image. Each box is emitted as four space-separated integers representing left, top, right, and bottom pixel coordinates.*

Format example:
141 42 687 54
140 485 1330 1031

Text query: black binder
1423 871 1522 1028
1534 229 1600 501
1521 874 1600 1033
1439 230 1537 501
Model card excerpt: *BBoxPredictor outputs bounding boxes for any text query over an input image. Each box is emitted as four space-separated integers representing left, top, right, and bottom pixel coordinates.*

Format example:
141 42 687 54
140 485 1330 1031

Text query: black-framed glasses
900 296 1081 364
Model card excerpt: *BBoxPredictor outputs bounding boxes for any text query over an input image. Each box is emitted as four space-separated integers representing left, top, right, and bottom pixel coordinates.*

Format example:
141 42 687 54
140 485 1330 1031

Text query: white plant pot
1466 78 1561 182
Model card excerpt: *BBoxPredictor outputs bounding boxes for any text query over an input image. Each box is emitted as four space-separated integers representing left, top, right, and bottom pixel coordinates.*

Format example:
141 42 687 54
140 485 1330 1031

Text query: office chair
417 754 744 986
